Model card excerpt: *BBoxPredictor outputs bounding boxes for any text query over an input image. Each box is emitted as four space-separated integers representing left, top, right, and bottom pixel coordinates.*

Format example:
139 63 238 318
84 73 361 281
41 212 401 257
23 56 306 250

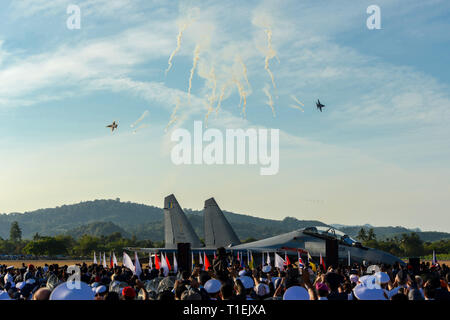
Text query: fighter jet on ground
128 194 405 266
106 121 118 132
316 99 325 112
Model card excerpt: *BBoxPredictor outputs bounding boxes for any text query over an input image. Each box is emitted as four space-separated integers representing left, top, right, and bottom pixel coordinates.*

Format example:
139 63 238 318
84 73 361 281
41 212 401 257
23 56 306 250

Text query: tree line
356 227 450 258
1 222 449 259
0 221 162 257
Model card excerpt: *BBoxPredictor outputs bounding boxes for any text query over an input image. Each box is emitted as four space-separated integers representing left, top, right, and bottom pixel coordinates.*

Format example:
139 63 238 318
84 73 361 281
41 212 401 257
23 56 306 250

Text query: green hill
1 199 449 242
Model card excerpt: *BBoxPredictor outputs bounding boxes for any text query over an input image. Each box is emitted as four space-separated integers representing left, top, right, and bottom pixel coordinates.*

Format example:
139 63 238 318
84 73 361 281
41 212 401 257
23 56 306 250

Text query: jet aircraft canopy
303 226 359 246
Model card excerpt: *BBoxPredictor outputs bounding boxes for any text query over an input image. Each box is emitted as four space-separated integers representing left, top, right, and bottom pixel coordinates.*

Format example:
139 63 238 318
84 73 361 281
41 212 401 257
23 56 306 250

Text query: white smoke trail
289 95 304 112
237 56 251 90
215 82 231 115
165 97 181 131
130 110 149 128
187 44 201 104
264 28 278 89
165 22 190 76
233 78 248 118
204 67 217 127
264 85 276 117
132 123 150 134
291 95 305 107
288 104 304 112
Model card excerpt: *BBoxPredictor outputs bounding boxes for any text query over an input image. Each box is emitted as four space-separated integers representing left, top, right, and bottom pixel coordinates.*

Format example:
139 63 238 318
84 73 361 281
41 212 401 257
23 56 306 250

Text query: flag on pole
123 252 134 272
237 251 240 262
266 252 271 266
173 252 178 274
149 253 153 269
214 251 217 260
262 252 265 266
134 252 142 277
154 253 161 270
93 252 97 265
319 253 326 271
199 252 204 269
248 251 254 270
103 252 107 268
298 251 305 268
110 252 113 268
204 252 211 270
113 252 118 267
191 252 195 271
274 252 285 271
99 252 102 265
160 253 169 276
165 253 172 271
284 252 291 266
240 252 245 269
432 250 438 267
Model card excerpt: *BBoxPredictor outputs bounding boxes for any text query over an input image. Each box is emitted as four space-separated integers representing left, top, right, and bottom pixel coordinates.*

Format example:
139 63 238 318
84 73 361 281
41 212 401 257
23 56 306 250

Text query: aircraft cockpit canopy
304 226 359 246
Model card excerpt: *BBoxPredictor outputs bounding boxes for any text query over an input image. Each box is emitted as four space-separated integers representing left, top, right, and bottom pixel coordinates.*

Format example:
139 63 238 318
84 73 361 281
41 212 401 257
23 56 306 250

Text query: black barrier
177 242 192 272
325 239 339 269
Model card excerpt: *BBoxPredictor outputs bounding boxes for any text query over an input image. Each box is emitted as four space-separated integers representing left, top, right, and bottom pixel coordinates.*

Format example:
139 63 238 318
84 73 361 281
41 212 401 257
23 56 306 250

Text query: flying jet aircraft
316 99 325 112
106 121 118 132
127 195 405 266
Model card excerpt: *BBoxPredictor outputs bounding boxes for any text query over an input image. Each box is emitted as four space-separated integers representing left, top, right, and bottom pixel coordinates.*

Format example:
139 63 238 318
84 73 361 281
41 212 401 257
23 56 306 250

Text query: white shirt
4 273 15 287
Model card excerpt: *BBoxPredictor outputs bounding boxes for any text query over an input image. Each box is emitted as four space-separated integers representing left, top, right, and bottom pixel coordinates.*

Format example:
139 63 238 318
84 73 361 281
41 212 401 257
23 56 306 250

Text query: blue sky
0 0 449 232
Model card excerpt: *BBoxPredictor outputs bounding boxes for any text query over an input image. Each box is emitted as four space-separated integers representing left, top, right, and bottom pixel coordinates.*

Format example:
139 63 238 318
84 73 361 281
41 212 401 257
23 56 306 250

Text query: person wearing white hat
204 279 221 300
4 267 15 289
353 284 388 300
50 281 95 300
238 276 255 300
283 286 310 300
94 285 108 300
262 265 271 273
254 282 270 299
16 282 26 290
374 271 395 298
238 270 247 277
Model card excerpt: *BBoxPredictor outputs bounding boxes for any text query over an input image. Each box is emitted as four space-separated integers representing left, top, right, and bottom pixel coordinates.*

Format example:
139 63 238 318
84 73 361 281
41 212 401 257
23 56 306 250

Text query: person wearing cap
204 279 221 300
254 281 270 300
253 271 270 300
282 285 310 300
94 285 108 300
238 275 255 300
352 283 388 300
374 271 394 299
24 264 35 281
121 286 136 300
316 282 329 300
181 288 202 300
4 266 15 289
